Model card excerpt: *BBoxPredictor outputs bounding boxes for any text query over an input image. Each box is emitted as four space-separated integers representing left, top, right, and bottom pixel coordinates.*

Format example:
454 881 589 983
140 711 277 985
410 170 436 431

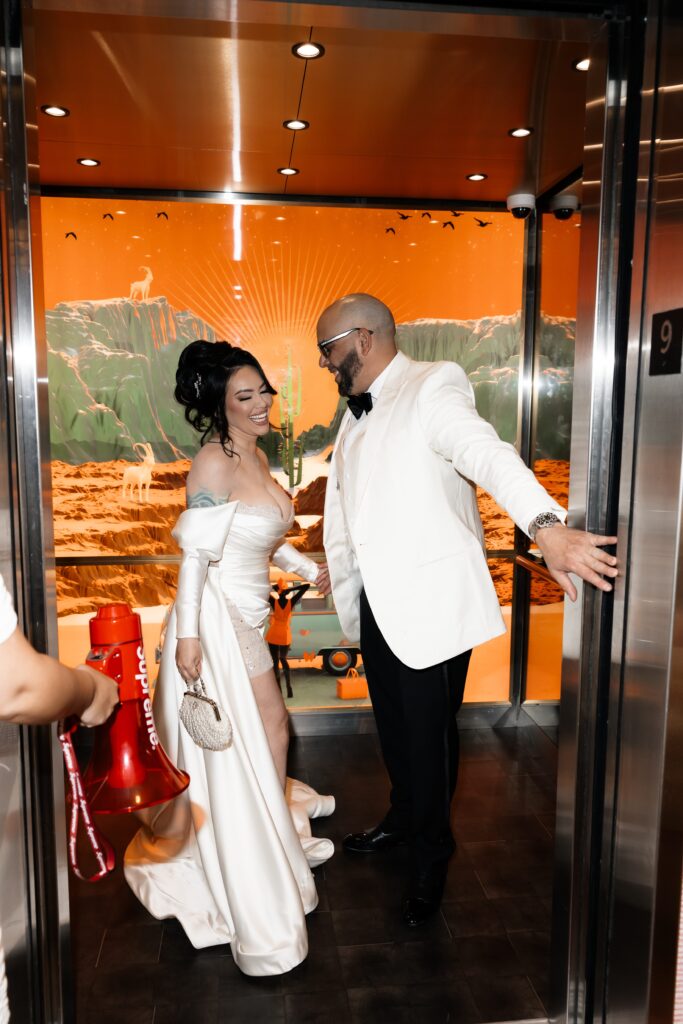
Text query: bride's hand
176 637 202 683
316 563 332 596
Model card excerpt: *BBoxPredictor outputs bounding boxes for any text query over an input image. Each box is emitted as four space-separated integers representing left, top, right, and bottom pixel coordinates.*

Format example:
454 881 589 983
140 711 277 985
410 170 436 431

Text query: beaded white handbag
179 676 233 751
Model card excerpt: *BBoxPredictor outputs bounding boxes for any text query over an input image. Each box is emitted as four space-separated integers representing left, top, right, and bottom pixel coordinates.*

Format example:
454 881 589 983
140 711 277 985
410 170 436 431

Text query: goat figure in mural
278 351 303 490
129 266 153 302
122 442 155 503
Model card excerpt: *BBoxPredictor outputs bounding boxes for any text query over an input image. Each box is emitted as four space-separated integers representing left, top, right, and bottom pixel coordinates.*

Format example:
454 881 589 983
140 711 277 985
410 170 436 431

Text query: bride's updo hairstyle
175 339 276 454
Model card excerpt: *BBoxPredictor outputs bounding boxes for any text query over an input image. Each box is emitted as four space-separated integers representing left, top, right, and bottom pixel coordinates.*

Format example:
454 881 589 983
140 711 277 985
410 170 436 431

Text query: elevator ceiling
31 6 592 201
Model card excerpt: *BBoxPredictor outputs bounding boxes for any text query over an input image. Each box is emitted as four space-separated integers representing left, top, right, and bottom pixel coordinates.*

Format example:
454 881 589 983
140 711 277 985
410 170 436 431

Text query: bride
124 340 334 976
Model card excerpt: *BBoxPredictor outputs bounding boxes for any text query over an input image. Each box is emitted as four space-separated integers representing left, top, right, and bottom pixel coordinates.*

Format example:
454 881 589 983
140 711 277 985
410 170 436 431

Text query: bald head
319 293 396 342
316 293 398 397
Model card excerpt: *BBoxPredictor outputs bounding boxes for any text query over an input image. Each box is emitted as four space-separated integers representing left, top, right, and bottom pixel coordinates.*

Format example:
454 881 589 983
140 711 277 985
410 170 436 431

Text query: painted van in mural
278 592 361 676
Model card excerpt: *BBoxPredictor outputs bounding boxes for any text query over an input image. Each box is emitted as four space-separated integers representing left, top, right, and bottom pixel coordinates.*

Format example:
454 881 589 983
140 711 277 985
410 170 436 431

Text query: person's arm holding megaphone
0 574 118 727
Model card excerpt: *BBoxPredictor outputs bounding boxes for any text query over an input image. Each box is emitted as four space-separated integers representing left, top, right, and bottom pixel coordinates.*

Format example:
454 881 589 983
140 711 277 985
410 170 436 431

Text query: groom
317 293 618 927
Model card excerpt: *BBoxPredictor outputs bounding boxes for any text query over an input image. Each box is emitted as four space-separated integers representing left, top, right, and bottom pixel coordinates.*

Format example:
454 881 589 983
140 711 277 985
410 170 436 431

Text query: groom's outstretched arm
417 362 618 600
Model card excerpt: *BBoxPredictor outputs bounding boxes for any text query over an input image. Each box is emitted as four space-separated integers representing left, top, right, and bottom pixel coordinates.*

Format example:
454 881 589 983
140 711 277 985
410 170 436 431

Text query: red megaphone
82 603 189 814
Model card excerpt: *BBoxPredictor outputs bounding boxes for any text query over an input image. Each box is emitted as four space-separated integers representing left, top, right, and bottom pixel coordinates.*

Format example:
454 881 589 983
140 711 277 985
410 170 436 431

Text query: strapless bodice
215 501 295 629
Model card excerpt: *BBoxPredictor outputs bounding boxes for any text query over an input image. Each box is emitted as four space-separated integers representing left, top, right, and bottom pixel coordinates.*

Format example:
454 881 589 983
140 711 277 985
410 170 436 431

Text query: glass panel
465 558 512 703
523 207 581 702
44 197 524 709
533 210 580 500
526 570 565 702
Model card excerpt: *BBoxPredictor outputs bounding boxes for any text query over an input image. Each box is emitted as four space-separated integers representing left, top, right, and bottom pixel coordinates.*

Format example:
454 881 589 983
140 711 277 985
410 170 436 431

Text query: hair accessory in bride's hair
194 374 202 398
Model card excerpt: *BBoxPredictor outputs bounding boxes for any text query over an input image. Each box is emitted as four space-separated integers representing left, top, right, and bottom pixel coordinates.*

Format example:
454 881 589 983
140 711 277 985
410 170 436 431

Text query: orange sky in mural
40 197 580 430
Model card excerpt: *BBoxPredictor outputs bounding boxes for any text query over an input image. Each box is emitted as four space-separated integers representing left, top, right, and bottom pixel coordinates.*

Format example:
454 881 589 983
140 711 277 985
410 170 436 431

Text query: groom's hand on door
535 524 619 602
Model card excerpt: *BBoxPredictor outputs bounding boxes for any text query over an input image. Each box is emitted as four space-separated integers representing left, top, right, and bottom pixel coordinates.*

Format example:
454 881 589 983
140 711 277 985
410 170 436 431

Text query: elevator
0 0 682 1021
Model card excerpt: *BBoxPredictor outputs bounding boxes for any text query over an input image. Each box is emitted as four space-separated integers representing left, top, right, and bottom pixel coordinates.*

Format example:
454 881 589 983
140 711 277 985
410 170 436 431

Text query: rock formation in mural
47 296 215 462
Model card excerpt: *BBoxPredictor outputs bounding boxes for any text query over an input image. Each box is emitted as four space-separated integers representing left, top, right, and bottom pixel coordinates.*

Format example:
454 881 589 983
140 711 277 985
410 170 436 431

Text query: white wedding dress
124 501 335 976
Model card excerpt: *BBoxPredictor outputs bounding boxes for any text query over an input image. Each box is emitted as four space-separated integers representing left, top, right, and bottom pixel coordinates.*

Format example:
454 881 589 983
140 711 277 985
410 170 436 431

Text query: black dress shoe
401 867 447 927
402 894 441 927
342 824 408 854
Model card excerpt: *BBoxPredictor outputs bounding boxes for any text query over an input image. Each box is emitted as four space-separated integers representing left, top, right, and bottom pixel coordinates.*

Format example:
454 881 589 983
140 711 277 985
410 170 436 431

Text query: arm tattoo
187 488 230 509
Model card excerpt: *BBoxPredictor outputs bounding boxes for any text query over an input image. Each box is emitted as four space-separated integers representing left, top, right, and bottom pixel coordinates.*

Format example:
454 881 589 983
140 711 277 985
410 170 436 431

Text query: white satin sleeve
171 503 238 638
417 362 567 536
271 542 319 584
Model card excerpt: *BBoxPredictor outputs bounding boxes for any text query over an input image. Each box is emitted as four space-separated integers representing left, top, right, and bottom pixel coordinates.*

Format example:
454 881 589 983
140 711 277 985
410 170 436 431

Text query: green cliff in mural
46 300 574 464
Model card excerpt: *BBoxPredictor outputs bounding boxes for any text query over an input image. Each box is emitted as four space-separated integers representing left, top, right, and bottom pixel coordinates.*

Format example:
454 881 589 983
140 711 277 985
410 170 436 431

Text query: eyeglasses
317 326 373 355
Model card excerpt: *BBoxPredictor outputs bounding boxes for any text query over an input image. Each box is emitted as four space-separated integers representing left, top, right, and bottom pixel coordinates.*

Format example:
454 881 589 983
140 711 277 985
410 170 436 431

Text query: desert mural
43 197 577 702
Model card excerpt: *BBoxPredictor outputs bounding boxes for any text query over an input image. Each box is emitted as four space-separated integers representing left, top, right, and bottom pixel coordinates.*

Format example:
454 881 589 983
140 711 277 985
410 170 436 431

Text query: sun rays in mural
163 222 411 354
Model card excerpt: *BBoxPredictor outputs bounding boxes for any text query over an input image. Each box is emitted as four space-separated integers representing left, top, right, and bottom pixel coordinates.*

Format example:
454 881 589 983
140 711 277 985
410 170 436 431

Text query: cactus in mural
278 351 303 489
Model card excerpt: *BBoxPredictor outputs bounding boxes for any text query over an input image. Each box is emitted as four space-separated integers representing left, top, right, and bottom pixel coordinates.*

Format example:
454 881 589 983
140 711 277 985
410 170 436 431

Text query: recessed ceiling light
292 42 325 60
430 219 438 224
573 58 590 72
275 216 286 221
277 166 299 176
235 294 243 300
77 157 100 167
116 210 126 215
508 127 534 138
283 119 309 131
466 173 487 181
41 104 69 118
234 285 242 290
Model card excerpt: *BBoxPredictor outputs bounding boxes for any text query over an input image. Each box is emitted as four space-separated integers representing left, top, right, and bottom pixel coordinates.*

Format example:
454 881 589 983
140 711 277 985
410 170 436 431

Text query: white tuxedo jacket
323 351 566 670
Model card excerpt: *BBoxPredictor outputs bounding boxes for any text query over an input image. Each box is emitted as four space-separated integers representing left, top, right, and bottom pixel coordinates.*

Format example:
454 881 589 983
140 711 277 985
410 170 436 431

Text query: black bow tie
347 392 373 419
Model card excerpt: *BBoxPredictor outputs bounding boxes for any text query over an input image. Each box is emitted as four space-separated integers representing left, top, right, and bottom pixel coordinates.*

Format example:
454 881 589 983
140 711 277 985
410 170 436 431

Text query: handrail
55 549 518 568
56 554 182 566
515 553 555 583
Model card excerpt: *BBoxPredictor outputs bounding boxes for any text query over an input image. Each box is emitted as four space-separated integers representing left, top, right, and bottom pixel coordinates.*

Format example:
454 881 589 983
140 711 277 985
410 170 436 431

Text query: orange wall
540 213 582 317
41 198 580 431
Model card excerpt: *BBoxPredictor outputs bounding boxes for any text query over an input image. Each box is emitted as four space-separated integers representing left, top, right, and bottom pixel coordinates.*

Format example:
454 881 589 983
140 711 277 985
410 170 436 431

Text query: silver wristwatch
528 511 561 541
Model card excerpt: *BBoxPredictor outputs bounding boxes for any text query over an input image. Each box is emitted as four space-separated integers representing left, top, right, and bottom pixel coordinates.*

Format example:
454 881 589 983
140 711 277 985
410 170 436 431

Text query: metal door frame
0 0 71 1021
6 1 659 1021
550 4 648 1023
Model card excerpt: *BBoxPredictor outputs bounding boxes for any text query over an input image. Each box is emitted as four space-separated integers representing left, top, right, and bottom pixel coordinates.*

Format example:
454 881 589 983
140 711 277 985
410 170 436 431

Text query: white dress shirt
338 356 399 547
342 354 398 455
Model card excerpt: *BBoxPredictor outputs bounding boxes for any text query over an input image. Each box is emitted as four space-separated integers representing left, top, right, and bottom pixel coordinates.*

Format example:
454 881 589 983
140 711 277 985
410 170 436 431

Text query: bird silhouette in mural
156 211 169 220
396 212 411 220
449 211 463 218
421 212 432 220
102 213 114 220
65 231 77 240
442 221 455 230
474 218 492 228
385 227 396 235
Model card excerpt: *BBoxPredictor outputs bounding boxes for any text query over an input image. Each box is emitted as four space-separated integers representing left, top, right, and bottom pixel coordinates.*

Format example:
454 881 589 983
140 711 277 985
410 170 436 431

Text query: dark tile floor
70 725 557 1023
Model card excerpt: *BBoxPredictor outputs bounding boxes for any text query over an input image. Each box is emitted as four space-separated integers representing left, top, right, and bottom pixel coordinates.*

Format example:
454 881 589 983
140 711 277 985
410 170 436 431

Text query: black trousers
359 588 471 875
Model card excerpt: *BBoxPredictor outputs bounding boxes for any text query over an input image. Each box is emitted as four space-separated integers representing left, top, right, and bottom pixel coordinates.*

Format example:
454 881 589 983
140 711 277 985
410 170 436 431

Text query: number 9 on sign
650 308 683 376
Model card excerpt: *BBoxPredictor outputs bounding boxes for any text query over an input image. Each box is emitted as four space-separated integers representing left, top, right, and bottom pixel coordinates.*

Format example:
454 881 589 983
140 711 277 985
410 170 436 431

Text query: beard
334 349 362 397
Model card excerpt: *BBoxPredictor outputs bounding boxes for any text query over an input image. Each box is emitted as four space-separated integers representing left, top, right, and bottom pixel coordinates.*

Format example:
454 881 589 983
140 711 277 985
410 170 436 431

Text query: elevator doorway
3 0 682 1022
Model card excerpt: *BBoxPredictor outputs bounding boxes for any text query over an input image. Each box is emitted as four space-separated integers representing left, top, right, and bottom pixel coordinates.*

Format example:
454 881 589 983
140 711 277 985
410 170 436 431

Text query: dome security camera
506 192 536 220
549 193 579 220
